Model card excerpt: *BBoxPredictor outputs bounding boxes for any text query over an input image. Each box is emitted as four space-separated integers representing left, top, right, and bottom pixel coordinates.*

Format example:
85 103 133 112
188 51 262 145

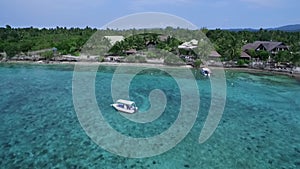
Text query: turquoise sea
0 63 299 169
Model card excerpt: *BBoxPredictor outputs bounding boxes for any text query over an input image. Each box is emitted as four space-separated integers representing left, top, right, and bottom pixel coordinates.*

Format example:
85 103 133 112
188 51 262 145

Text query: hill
222 24 300 32
269 24 300 32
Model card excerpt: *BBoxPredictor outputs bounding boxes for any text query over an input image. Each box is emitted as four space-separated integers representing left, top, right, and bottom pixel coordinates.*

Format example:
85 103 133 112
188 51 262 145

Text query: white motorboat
201 67 211 77
111 99 138 114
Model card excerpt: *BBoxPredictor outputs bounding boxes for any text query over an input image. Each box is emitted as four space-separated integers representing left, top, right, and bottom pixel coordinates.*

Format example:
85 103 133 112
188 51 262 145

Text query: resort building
240 51 252 60
158 35 169 41
242 41 289 55
207 50 222 66
125 49 137 55
178 39 198 49
104 36 124 45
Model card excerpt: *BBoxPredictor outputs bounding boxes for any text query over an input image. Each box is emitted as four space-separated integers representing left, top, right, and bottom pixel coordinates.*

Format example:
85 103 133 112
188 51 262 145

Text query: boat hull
201 68 211 77
111 103 137 114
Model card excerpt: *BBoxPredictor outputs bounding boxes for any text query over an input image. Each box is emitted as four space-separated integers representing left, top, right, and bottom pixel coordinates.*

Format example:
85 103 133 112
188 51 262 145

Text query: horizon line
1 23 300 30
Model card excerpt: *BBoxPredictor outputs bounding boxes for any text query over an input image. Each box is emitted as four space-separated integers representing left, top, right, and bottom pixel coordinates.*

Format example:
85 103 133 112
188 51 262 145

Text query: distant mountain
221 24 300 32
268 24 300 32
224 28 257 32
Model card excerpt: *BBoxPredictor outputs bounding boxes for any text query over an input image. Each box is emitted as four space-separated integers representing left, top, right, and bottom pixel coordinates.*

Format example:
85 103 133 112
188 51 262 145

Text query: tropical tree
274 51 292 62
194 59 202 68
256 50 270 61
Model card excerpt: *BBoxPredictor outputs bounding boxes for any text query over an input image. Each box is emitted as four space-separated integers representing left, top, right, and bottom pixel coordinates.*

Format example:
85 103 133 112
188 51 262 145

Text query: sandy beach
2 60 300 81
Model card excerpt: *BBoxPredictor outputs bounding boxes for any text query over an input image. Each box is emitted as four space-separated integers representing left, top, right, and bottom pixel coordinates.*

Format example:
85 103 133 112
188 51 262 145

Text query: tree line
0 25 96 57
0 26 299 65
205 28 300 65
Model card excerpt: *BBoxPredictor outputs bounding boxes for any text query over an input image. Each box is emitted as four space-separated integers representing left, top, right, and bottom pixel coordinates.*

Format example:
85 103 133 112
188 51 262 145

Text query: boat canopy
116 99 136 106
201 67 211 72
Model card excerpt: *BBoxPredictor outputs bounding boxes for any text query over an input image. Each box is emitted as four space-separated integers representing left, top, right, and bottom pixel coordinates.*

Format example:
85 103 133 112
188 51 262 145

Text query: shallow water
0 63 299 168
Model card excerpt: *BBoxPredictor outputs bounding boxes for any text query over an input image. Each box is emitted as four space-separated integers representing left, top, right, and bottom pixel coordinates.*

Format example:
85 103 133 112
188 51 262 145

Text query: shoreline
222 67 300 80
2 60 300 81
1 60 194 69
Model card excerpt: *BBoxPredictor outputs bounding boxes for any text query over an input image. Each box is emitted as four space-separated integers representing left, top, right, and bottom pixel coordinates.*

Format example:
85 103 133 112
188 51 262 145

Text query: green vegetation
0 25 300 66
194 59 202 68
98 56 105 62
246 49 269 61
41 51 54 60
275 50 293 62
108 33 181 55
146 51 161 59
207 28 300 65
237 59 250 66
0 25 96 57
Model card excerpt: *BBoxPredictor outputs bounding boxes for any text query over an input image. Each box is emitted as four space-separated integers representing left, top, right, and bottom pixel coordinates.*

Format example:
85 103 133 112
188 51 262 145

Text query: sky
0 0 299 29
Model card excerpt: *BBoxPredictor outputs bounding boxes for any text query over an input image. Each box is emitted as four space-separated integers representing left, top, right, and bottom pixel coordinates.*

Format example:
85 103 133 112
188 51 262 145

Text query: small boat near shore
111 99 138 114
201 67 211 77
